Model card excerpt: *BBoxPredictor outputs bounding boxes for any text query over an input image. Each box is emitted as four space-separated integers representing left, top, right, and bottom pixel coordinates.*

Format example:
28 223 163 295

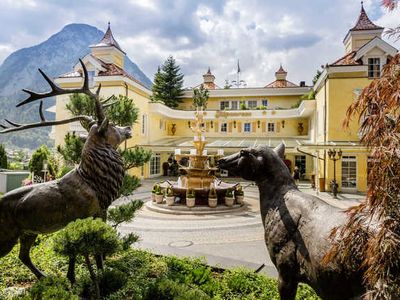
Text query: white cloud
0 0 398 88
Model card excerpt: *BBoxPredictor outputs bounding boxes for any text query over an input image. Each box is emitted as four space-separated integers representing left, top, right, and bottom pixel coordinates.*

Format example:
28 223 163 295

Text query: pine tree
151 56 184 108
57 132 84 166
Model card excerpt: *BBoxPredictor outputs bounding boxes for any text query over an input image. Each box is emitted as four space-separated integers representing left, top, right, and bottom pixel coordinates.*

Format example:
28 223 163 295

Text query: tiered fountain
158 107 241 207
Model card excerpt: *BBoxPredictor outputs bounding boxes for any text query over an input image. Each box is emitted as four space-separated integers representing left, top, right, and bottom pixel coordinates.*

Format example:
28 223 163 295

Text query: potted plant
235 185 244 205
186 188 195 208
225 188 234 207
208 187 218 208
155 186 164 204
151 184 159 202
165 188 175 206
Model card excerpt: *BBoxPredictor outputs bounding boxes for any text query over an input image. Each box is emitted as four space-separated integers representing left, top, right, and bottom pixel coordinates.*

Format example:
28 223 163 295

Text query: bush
57 165 74 178
0 143 7 169
120 174 141 196
0 235 320 300
27 276 78 300
28 145 56 178
53 218 121 298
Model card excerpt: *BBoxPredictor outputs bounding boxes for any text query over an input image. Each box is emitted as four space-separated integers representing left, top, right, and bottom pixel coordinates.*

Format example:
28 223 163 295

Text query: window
262 99 268 107
368 58 380 78
220 122 227 132
231 101 238 110
267 123 275 132
88 71 95 87
141 114 147 135
248 100 257 109
150 153 161 175
244 122 251 132
342 156 357 189
220 101 229 110
295 155 306 176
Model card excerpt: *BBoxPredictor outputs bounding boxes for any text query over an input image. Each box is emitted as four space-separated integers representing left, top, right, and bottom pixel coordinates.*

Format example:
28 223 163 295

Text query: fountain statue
159 106 240 207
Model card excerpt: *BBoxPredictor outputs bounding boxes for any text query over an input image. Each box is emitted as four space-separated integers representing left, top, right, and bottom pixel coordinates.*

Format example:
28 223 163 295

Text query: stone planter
166 196 175 206
151 193 156 202
236 195 244 205
208 197 217 208
225 196 234 207
155 194 164 204
186 197 195 208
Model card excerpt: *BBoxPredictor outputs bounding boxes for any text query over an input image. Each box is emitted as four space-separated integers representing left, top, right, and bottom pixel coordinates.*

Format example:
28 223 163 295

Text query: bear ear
274 143 285 159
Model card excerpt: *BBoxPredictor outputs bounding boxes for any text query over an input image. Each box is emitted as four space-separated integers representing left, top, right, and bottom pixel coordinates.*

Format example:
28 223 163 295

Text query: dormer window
368 58 380 78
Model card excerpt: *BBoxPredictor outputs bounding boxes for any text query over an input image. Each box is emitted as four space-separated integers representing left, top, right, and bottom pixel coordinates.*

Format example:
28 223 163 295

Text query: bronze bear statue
218 144 365 300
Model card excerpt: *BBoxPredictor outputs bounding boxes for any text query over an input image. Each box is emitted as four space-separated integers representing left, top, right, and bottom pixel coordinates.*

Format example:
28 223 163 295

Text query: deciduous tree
326 53 400 298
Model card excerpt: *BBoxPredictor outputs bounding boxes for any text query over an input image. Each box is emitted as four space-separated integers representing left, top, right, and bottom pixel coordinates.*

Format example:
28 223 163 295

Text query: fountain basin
161 180 238 206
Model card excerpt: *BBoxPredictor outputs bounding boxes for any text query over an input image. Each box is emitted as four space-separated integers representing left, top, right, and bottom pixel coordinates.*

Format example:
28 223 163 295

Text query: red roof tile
350 4 383 31
59 55 148 89
329 51 362 66
92 22 125 53
265 80 298 88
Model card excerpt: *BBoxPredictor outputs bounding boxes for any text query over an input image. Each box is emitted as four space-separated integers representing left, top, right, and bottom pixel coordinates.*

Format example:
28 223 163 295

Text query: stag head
0 59 131 149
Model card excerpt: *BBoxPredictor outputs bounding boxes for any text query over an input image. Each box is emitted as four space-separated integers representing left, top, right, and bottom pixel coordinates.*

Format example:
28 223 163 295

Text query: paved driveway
116 178 364 277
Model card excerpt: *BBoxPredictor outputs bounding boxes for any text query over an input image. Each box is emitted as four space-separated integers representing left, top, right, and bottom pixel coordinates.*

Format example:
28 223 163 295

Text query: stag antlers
0 59 109 134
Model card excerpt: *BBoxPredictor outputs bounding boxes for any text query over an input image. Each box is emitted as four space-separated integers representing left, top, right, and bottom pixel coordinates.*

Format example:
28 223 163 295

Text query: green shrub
151 278 211 300
28 145 56 178
53 218 121 298
209 188 217 198
120 174 141 197
53 218 120 258
225 188 233 198
57 165 73 178
0 143 7 169
28 276 78 300
186 188 195 198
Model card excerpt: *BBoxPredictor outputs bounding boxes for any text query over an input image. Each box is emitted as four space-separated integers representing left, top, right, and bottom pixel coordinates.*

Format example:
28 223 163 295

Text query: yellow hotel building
54 5 397 193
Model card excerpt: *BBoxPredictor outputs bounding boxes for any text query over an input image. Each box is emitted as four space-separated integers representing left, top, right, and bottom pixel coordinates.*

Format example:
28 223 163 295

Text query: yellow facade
53 8 397 193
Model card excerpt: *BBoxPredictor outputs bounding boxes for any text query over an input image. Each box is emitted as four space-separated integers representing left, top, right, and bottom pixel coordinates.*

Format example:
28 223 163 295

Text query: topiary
209 188 217 198
225 188 233 198
235 185 244 196
166 187 174 197
53 218 121 299
186 188 195 198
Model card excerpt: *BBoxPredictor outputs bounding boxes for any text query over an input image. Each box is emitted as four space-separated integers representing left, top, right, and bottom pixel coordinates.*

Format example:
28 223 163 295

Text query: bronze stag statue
218 144 365 300
0 60 131 281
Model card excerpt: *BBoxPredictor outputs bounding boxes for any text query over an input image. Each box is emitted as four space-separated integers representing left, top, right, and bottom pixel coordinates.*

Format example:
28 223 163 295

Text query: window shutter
206 122 210 132
228 122 232 133
237 122 242 133
276 122 281 133
215 122 218 132
262 121 266 132
252 122 257 133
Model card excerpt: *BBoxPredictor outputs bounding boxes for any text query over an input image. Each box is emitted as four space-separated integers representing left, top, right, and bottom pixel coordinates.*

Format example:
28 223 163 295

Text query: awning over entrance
138 137 312 153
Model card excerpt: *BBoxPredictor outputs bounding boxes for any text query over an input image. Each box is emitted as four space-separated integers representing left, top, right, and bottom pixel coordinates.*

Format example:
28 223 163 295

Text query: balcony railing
149 100 315 120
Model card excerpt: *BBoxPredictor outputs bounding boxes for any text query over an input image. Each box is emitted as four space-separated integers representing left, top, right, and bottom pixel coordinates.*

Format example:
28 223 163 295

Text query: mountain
0 23 152 149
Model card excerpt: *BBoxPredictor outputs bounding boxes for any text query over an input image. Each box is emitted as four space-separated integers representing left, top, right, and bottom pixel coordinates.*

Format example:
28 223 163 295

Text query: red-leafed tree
325 2 400 297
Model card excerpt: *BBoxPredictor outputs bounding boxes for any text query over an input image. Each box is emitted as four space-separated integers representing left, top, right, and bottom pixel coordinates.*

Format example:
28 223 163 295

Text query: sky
0 0 399 88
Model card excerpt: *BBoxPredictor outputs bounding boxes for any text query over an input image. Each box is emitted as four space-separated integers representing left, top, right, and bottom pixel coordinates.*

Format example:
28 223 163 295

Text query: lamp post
328 149 342 198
